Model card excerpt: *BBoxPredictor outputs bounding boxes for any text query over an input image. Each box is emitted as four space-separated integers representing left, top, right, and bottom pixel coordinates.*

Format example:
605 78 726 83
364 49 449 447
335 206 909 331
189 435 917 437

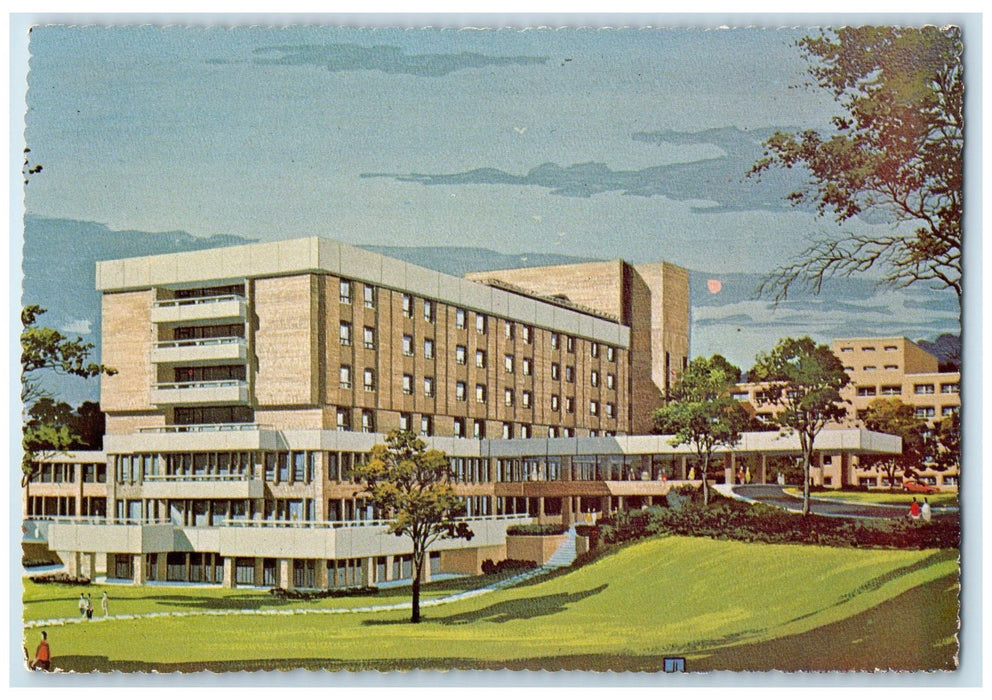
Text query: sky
17 22 964 379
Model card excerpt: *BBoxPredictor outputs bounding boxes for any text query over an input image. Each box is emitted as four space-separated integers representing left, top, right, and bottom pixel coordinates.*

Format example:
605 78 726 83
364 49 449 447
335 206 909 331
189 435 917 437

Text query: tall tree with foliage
861 398 927 490
750 337 850 515
21 305 115 487
750 26 963 300
353 430 473 623
653 355 750 507
926 411 960 474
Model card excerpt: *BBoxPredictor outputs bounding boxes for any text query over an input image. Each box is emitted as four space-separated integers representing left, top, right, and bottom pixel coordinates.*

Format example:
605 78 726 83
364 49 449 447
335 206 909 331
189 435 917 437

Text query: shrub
506 523 567 536
29 573 90 585
481 558 537 575
268 586 378 600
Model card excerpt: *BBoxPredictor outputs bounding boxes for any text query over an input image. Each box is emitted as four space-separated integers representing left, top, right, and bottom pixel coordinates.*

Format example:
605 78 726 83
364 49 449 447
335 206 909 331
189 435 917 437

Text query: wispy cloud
362 127 809 212
210 43 549 77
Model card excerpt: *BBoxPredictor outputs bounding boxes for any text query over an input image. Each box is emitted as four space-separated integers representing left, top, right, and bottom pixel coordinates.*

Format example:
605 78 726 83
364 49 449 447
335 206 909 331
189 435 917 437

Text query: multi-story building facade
32 237 901 589
732 336 960 489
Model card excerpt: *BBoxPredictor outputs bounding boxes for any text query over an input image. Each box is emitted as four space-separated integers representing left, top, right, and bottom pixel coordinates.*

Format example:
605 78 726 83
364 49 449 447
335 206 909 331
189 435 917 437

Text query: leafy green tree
750 337 850 515
750 26 963 300
861 398 927 491
653 355 750 507
352 430 473 623
21 305 115 486
926 411 960 474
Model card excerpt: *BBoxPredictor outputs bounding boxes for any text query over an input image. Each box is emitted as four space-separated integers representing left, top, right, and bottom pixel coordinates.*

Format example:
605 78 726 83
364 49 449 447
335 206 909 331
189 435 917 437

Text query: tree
861 398 927 490
750 26 963 301
926 411 960 473
352 430 473 623
21 305 115 486
750 337 850 515
653 355 751 507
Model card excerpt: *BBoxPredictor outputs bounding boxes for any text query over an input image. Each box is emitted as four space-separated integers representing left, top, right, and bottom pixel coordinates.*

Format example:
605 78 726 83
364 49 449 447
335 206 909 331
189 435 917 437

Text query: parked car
903 479 940 494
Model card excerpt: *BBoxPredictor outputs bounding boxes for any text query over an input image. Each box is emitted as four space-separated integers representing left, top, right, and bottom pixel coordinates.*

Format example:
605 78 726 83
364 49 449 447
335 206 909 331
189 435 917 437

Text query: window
473 420 485 439
339 280 352 304
522 358 533 376
420 415 432 436
605 402 615 419
915 406 936 419
607 345 615 362
455 344 467 365
476 314 487 334
424 377 435 397
551 363 560 380
840 347 853 353
399 413 412 432
363 368 376 392
424 338 435 359
363 326 375 350
861 346 876 352
606 373 615 390
402 294 414 318
884 345 898 351
915 384 935 395
844 366 855 372
522 391 532 408
456 382 467 401
476 384 487 403
941 383 960 394
453 418 465 438
884 365 898 370
522 325 532 344
520 424 531 438
548 426 558 438
856 386 876 397
339 365 352 389
550 333 560 350
590 370 599 387
565 396 574 414
880 385 901 396
339 322 352 346
504 388 515 406
551 395 560 411
476 349 486 368
565 366 575 383
504 321 514 340
402 374 413 395
502 423 513 439
566 336 575 353
504 354 515 373
363 285 376 308
336 408 350 431
590 400 599 416
456 308 466 329
402 335 414 356
732 391 749 401
863 365 877 372
423 299 435 323
942 406 959 416
361 410 375 433
562 427 573 438
591 342 599 358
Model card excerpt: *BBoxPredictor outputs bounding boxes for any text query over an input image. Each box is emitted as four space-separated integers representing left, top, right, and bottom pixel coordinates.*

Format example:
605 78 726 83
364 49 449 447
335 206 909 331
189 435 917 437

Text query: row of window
856 383 960 397
338 362 617 392
335 407 616 438
839 344 900 353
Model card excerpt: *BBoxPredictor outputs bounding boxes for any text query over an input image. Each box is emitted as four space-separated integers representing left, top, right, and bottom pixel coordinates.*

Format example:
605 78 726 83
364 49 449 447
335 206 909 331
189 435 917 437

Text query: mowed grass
26 536 959 672
785 488 959 507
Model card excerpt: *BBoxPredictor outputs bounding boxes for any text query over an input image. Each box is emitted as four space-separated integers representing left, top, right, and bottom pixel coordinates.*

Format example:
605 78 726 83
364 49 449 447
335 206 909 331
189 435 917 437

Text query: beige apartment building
29 237 902 589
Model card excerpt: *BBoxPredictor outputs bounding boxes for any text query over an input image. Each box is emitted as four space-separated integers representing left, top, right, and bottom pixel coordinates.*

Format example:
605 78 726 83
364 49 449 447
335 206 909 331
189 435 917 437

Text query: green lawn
24 536 959 672
785 488 959 507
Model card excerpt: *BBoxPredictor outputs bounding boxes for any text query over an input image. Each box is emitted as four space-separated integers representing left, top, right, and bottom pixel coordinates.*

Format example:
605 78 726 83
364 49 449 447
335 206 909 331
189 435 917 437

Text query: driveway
729 484 952 520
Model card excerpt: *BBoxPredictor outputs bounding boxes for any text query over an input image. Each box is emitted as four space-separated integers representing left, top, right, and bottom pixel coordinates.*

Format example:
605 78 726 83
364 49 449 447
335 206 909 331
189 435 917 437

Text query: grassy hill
29 535 958 672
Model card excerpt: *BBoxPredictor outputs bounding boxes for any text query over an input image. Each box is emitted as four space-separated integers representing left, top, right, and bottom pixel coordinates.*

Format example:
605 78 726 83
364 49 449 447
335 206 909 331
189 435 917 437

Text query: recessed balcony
151 295 246 325
150 380 249 406
151 337 247 365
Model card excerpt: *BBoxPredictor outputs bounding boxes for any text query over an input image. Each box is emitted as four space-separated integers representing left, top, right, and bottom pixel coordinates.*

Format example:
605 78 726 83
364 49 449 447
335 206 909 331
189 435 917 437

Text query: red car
903 479 940 494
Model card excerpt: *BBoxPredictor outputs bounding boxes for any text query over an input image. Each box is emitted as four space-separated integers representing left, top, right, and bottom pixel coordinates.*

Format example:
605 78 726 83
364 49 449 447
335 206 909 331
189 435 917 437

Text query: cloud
362 127 812 212
60 319 92 335
222 43 549 77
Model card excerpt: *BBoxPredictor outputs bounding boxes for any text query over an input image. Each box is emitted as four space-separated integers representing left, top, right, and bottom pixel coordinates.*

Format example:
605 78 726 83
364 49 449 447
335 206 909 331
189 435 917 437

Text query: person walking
31 631 50 671
85 594 94 620
78 593 87 618
908 497 921 520
921 497 933 523
101 591 109 617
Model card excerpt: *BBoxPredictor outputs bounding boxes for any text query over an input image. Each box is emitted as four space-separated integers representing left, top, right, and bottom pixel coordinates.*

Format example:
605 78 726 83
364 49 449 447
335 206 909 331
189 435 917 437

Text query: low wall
506 533 567 565
441 544 507 575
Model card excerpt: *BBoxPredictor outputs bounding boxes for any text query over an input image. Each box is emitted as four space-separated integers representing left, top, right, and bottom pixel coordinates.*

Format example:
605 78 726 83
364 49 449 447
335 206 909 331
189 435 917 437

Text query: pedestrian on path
31 630 50 671
908 497 921 520
101 591 109 617
86 594 94 620
921 498 932 523
78 593 87 618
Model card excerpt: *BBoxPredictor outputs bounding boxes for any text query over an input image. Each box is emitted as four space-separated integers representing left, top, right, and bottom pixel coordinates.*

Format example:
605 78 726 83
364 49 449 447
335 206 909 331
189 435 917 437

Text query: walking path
24 528 579 630
718 484 958 520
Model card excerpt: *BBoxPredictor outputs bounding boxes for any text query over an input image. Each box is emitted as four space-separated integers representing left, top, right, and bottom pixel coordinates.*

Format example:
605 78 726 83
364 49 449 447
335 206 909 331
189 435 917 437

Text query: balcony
48 517 175 554
151 295 246 325
151 337 247 365
150 379 249 406
106 424 279 453
140 474 265 500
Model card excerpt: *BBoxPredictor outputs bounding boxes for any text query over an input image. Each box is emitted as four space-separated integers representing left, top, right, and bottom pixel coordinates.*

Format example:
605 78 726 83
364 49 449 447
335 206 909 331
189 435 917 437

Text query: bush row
506 523 567 536
268 586 378 600
29 573 91 585
481 558 537 575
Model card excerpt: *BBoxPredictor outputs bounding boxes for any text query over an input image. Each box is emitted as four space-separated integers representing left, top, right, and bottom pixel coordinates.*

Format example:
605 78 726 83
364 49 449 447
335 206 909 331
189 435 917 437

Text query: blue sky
19 23 962 374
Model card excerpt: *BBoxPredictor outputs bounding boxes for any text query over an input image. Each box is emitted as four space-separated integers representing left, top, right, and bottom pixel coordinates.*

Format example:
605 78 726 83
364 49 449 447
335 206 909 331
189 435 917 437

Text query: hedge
506 523 567 536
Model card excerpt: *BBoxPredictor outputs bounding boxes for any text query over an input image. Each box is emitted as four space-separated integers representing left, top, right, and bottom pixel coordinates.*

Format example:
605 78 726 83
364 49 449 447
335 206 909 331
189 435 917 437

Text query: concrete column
760 454 767 484
385 555 395 581
360 557 374 587
254 557 264 587
279 559 293 590
223 557 235 588
65 552 81 578
155 554 168 582
316 559 329 589
132 555 146 585
537 496 546 523
681 456 688 479
83 552 96 579
75 464 84 516
617 496 625 512
421 557 432 584
562 493 573 527
600 495 610 515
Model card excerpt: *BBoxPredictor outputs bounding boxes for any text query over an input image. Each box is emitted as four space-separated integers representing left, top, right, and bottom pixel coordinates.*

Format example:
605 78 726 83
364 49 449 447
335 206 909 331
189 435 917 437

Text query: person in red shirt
908 497 921 520
32 630 50 671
